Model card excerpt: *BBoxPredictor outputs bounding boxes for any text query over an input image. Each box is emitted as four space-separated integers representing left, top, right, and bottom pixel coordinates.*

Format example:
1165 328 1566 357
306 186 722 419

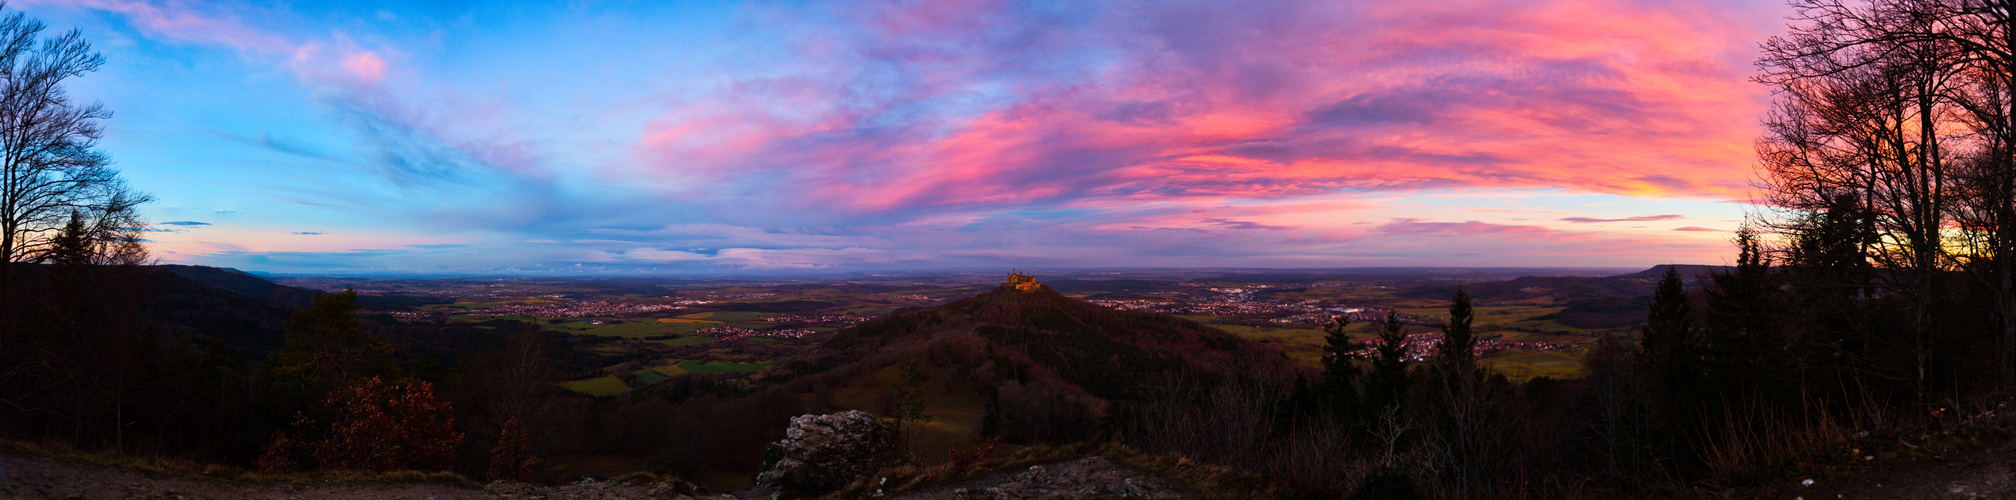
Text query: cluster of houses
695 326 818 341
1352 332 1580 362
450 300 688 318
758 314 874 325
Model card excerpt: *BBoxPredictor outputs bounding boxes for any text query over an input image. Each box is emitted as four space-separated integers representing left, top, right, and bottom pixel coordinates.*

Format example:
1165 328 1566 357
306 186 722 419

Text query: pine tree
1316 315 1364 422
285 290 395 382
1704 226 1783 402
1367 311 1411 412
1437 287 1476 375
1638 265 1706 450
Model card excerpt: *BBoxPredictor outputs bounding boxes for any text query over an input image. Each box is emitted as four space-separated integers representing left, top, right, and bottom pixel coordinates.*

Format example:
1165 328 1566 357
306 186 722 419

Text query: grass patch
634 369 669 385
650 361 688 377
1483 349 1585 380
695 311 770 322
575 322 682 338
656 318 719 324
647 336 716 346
676 359 775 374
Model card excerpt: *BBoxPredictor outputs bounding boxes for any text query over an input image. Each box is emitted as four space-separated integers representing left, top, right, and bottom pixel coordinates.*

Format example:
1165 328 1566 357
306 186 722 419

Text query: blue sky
18 0 1782 274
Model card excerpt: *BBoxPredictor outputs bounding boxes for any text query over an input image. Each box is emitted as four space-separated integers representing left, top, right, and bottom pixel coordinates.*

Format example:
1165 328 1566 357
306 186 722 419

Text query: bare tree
1759 0 1973 393
0 4 147 294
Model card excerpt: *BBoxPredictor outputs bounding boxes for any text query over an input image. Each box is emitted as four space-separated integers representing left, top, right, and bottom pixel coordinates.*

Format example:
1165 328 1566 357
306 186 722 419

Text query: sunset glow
20 0 1787 274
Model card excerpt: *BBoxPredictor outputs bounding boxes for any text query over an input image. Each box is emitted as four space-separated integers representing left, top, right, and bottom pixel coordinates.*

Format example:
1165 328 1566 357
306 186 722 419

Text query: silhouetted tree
0 5 147 295
1703 226 1787 402
1366 311 1410 414
891 357 932 456
1314 315 1364 424
284 290 394 383
1436 287 1476 375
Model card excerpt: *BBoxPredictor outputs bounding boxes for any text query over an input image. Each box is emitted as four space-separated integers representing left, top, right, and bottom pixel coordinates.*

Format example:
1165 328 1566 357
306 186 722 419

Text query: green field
559 376 629 396
647 336 717 346
577 322 683 338
1483 349 1586 380
635 368 670 385
676 359 776 374
651 362 688 377
657 317 720 324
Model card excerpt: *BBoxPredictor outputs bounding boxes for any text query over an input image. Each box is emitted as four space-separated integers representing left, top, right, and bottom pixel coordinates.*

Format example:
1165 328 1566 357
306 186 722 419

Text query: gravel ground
892 457 1192 500
1783 437 2016 500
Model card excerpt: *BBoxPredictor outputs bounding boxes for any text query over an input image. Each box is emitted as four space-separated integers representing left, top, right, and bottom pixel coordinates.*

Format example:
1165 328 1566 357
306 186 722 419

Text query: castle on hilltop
1005 270 1041 291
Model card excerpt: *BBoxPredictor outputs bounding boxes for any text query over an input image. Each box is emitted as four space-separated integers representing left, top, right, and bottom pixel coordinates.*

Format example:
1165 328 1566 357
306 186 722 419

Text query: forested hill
1407 264 1729 303
815 280 1307 401
157 265 315 309
136 265 317 350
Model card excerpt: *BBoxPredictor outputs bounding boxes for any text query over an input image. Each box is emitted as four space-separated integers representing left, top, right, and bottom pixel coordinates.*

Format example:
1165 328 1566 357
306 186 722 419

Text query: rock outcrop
754 410 895 499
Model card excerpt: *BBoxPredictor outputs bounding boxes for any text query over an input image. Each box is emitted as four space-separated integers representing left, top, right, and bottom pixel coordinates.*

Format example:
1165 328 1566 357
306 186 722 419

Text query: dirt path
0 452 741 500
0 452 487 500
1787 437 2016 500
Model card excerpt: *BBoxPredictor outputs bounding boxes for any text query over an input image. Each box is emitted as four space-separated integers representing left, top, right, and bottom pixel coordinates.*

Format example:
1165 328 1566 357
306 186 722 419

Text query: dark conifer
284 290 395 382
1316 315 1364 421
1703 226 1784 401
1367 311 1410 412
1437 287 1476 375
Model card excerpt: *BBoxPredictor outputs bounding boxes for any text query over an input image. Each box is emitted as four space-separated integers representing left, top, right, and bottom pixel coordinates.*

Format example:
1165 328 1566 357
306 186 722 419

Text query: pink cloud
25 0 290 51
337 50 385 85
626 0 1777 221
1562 214 1685 223
30 1 395 90
1375 219 1568 240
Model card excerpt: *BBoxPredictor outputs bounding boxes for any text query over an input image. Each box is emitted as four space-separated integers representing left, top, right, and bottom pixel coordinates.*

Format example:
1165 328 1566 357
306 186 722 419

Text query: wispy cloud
1561 214 1684 223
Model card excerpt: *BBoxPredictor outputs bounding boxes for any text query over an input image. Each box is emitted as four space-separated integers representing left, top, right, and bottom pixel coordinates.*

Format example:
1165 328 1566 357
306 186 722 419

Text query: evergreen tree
1315 315 1364 423
284 290 394 383
1703 226 1784 402
1437 287 1476 375
1366 311 1411 413
1783 193 1878 365
1637 265 1707 458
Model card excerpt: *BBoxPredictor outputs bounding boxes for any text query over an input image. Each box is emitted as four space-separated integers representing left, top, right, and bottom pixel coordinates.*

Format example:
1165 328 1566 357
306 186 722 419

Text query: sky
15 0 1793 275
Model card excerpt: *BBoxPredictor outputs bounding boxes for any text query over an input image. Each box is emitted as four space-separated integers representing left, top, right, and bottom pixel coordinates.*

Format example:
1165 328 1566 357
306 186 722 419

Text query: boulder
754 410 895 499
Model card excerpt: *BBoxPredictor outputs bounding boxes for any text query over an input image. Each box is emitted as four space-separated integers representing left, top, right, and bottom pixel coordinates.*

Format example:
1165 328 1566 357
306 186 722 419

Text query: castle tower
1005 270 1040 291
